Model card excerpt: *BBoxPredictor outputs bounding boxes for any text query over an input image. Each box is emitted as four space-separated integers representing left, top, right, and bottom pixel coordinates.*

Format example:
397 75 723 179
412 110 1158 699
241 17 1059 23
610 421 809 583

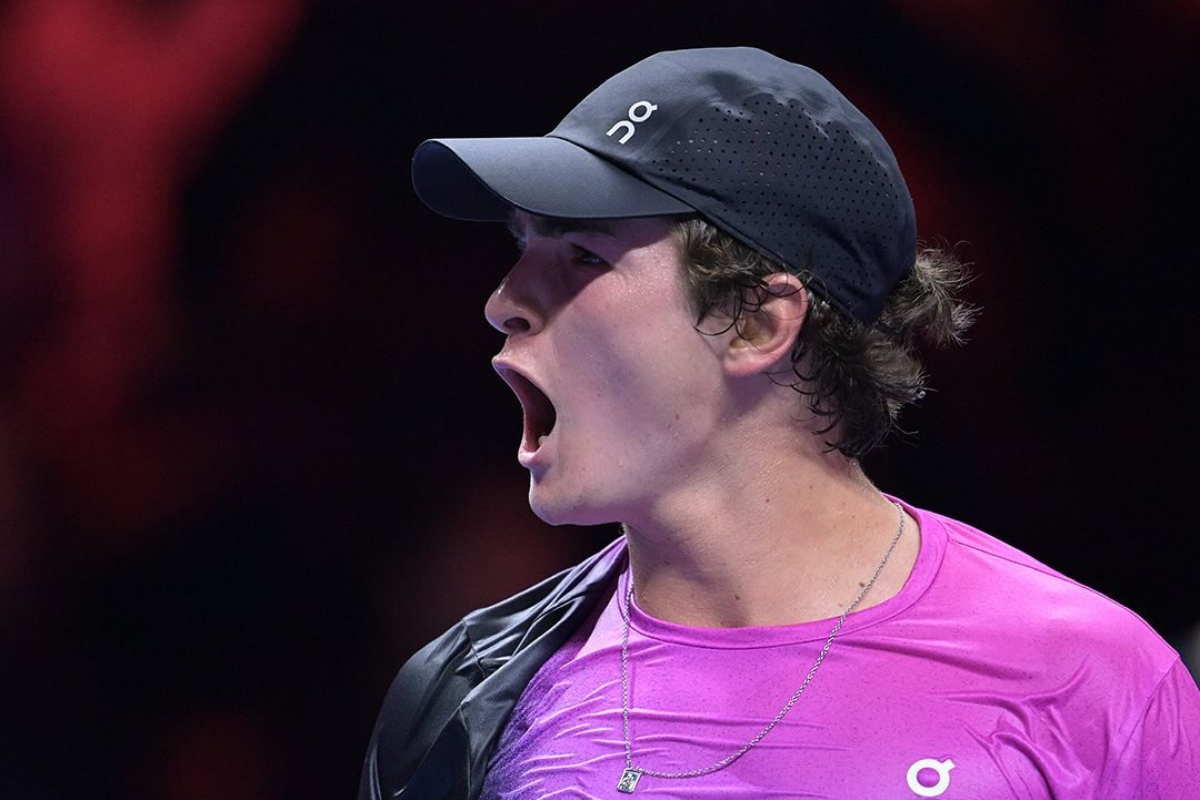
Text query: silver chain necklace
616 501 906 794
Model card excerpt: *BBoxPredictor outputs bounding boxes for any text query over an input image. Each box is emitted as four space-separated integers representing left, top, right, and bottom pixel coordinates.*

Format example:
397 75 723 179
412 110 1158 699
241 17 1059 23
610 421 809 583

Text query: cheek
572 328 711 438
554 270 715 443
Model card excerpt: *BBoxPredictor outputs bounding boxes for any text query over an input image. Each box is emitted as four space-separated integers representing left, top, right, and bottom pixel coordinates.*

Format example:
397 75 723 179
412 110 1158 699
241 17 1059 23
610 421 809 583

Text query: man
360 47 1198 799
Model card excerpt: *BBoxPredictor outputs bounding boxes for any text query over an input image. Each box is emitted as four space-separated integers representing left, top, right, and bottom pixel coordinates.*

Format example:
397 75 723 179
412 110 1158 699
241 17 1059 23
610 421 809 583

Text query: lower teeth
537 435 548 446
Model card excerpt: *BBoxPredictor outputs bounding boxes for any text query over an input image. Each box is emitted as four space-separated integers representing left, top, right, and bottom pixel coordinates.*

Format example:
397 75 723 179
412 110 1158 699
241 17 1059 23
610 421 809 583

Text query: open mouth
496 367 558 452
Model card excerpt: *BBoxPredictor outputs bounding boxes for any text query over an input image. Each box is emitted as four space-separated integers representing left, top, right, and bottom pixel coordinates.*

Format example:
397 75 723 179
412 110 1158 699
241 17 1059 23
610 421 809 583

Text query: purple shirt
479 500 1199 798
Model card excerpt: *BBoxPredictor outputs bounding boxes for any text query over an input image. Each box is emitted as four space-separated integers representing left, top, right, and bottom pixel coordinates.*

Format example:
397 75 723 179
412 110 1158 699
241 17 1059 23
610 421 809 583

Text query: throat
622 497 917 628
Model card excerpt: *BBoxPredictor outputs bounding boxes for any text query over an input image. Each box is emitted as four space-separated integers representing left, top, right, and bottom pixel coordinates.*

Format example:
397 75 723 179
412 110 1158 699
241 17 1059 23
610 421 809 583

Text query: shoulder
393 534 627 701
457 535 627 663
360 537 628 799
893 505 1200 796
918 507 1181 702
932 511 1167 639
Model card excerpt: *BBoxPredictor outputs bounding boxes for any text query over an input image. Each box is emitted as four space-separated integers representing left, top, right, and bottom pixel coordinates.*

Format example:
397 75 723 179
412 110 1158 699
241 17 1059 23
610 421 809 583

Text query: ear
722 272 809 377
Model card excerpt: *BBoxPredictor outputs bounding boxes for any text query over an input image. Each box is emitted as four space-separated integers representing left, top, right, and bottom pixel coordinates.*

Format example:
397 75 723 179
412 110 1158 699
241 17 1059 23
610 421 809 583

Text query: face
485 212 730 527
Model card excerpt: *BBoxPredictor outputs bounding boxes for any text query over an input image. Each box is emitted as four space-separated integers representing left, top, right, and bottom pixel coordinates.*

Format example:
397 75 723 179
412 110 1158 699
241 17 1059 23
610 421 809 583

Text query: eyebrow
506 212 617 241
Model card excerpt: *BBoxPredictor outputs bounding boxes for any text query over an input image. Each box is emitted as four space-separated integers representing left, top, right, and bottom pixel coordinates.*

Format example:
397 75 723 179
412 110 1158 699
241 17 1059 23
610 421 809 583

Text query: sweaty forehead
507 211 618 239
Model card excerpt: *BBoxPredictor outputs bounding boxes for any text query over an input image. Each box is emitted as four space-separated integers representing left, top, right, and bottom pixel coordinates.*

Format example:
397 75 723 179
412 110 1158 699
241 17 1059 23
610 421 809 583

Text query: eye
571 245 607 266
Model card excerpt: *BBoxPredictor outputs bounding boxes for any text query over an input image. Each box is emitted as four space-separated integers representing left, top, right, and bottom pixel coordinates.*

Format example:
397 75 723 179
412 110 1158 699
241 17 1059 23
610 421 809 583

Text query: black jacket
358 539 626 800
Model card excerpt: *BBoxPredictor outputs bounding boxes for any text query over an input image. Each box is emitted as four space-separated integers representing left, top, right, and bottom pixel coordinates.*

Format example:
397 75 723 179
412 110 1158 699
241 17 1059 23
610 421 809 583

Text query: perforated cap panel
550 48 915 323
648 91 912 320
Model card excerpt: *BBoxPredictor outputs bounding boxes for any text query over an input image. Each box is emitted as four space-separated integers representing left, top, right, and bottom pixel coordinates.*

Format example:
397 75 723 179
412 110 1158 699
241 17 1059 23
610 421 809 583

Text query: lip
492 357 557 466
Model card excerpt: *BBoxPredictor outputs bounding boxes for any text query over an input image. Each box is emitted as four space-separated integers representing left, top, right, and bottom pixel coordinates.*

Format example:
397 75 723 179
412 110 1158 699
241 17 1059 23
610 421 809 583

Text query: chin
527 482 620 528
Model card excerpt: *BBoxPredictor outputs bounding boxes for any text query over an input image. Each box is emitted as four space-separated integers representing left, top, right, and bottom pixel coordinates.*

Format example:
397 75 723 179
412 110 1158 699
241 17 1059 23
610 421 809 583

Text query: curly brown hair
672 218 977 458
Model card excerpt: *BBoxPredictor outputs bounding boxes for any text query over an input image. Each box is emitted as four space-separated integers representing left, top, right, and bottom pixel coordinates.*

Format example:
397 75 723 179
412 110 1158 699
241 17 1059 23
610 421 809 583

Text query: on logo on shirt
906 758 955 797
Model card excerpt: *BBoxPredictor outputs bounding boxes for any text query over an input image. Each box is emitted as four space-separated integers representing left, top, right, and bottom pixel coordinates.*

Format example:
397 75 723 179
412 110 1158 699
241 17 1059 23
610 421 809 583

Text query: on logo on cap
606 100 658 144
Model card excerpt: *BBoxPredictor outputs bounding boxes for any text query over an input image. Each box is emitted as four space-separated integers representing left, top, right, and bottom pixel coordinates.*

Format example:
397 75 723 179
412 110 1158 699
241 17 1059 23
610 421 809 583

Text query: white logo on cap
906 758 955 797
606 100 658 144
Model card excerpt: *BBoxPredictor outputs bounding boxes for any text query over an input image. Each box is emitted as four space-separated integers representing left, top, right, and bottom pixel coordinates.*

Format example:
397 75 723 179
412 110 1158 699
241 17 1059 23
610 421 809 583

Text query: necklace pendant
617 768 642 793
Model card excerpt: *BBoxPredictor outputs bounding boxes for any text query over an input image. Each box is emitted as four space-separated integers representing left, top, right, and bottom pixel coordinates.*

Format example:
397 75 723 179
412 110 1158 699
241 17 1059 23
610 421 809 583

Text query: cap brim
411 136 695 222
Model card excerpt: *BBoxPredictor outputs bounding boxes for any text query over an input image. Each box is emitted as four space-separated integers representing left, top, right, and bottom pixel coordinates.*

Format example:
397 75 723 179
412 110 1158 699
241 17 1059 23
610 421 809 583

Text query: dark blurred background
1 1 1197 798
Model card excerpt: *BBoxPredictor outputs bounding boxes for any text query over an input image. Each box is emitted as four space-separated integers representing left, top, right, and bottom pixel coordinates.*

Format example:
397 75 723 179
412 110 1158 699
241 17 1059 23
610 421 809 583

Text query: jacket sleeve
358 622 482 800
358 537 628 800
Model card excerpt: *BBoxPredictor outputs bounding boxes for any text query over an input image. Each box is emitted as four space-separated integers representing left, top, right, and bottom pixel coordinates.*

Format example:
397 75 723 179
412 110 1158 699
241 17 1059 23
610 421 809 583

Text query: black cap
412 46 916 323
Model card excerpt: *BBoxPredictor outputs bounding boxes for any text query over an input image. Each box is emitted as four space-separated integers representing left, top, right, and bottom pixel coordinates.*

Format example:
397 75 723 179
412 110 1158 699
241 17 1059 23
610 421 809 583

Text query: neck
620 451 919 628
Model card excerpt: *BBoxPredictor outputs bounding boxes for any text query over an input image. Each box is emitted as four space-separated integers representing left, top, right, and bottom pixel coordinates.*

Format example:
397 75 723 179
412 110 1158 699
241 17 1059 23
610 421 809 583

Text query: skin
485 211 920 628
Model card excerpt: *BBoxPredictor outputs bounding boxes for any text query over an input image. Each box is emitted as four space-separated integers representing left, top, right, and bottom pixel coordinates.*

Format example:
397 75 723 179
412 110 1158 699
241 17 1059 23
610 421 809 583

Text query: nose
484 255 544 336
